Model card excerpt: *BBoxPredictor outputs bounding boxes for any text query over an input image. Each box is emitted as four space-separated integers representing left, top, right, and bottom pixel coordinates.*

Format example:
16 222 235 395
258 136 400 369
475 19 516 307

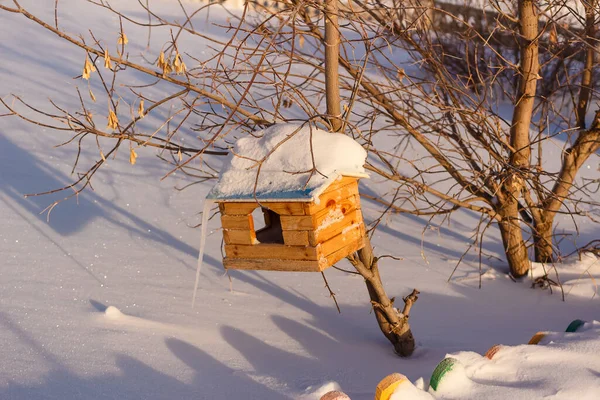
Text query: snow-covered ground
0 1 599 399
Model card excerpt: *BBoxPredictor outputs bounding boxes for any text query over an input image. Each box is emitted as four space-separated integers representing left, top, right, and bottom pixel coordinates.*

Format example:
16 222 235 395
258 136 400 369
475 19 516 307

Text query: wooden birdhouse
206 124 369 272
214 175 365 272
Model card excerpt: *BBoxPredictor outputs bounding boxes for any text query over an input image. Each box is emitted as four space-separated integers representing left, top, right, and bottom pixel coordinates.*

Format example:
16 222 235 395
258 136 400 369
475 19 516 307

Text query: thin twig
321 271 341 313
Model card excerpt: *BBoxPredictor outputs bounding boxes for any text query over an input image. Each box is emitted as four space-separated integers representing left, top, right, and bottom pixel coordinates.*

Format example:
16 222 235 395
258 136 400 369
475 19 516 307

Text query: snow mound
300 381 344 399
208 123 368 201
104 306 123 319
389 381 435 400
529 252 599 299
410 321 600 400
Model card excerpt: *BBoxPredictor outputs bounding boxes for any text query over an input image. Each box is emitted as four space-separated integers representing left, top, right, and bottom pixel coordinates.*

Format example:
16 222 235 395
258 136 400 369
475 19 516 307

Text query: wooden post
324 0 342 132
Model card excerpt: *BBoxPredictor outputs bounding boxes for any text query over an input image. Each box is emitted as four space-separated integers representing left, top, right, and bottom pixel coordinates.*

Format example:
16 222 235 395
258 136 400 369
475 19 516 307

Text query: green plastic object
430 358 458 392
566 319 586 333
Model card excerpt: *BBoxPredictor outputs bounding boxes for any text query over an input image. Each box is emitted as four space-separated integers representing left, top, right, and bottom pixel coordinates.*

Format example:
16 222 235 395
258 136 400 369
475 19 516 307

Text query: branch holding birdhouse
201 120 419 356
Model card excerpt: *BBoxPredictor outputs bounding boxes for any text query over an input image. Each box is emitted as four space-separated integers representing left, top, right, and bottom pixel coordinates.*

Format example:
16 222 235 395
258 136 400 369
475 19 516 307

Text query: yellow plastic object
375 373 409 400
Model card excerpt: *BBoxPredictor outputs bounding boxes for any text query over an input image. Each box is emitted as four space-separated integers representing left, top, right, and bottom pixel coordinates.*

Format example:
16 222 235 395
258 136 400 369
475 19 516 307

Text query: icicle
192 198 214 307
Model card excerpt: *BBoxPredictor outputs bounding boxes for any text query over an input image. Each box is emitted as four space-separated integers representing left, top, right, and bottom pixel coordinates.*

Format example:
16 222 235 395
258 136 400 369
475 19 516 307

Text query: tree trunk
509 0 538 170
536 126 600 261
533 0 597 263
352 236 416 357
497 197 530 277
497 0 539 277
576 0 597 129
533 218 553 263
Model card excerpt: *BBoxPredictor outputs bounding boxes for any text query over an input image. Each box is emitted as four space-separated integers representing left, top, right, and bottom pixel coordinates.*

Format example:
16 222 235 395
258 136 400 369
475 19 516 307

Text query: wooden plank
317 222 365 257
220 214 254 230
224 243 318 260
321 176 358 195
305 181 359 215
282 196 359 231
223 257 321 272
262 202 306 216
220 202 259 216
282 230 310 246
313 194 359 220
309 209 363 245
280 215 314 231
223 229 256 245
220 201 307 216
318 236 366 270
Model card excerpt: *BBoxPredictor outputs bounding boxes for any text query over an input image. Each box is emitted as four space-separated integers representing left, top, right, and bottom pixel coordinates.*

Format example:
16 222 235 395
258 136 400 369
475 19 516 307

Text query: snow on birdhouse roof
207 123 368 202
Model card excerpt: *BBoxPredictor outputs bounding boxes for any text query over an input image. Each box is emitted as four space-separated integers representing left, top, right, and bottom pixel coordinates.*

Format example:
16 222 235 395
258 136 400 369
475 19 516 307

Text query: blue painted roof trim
207 171 369 203
207 187 316 202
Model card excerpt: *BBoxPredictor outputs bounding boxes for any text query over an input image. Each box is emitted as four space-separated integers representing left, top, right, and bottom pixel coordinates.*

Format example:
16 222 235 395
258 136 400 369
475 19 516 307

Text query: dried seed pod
107 109 119 130
82 55 96 80
117 33 128 45
138 99 145 118
129 148 138 165
104 48 112 69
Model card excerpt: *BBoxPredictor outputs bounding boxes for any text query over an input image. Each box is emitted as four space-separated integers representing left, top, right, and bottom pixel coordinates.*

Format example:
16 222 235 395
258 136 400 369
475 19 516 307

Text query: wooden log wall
219 177 366 272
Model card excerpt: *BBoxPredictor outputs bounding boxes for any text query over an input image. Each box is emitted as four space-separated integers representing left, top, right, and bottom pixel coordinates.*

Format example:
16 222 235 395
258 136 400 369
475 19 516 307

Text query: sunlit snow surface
0 1 599 399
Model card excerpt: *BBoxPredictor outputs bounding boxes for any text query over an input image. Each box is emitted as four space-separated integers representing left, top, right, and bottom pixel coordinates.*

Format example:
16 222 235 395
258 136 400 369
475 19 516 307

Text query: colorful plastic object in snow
375 373 409 400
528 332 547 345
320 390 351 400
484 344 503 359
566 319 586 333
429 358 460 392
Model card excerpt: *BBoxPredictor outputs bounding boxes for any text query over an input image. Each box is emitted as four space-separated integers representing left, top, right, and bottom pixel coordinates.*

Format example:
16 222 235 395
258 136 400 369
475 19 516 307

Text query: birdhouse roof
207 123 368 203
